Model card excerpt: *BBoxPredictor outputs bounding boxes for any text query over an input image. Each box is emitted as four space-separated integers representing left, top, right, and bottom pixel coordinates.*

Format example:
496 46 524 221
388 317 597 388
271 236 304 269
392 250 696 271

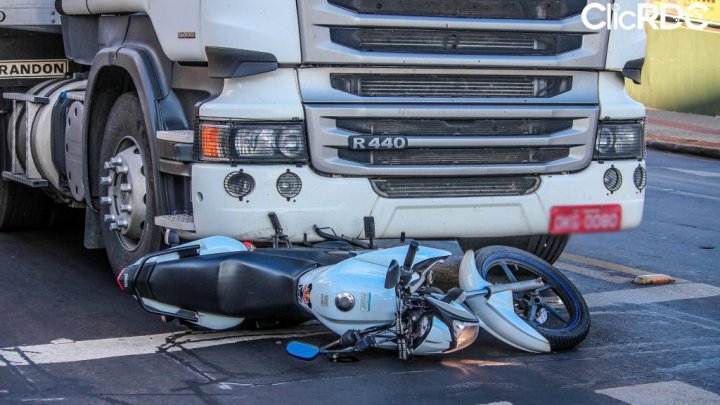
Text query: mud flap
459 251 551 353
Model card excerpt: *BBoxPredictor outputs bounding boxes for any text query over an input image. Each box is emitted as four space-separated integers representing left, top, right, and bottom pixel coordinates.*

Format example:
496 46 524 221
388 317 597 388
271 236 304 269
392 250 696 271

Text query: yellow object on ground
632 274 676 285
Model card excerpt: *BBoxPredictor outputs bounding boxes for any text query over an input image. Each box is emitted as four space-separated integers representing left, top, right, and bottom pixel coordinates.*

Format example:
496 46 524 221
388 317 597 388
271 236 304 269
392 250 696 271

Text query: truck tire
458 234 569 264
98 92 161 275
0 109 52 230
0 175 53 230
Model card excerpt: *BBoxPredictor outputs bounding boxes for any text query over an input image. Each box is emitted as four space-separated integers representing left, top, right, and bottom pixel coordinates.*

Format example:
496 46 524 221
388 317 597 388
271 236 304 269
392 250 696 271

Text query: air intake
330 74 572 98
339 148 570 166
330 28 583 56
370 176 541 198
328 0 587 20
337 118 574 137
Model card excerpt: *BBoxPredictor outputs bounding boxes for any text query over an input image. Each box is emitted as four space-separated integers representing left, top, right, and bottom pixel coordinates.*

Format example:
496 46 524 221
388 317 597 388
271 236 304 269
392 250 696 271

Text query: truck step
2 93 50 104
155 214 196 232
157 130 194 144
2 172 49 188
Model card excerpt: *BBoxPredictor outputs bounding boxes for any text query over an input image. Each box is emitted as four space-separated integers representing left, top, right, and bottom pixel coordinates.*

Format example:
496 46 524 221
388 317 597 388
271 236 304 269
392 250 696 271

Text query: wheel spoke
499 262 518 282
542 302 570 324
537 285 553 293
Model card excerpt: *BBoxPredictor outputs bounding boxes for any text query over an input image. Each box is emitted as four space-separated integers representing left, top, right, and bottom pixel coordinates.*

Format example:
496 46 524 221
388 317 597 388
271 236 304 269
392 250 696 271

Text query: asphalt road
1 150 719 404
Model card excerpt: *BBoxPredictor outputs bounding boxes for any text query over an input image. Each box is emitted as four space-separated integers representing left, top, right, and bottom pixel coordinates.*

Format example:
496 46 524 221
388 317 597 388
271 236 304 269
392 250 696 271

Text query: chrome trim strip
305 104 599 176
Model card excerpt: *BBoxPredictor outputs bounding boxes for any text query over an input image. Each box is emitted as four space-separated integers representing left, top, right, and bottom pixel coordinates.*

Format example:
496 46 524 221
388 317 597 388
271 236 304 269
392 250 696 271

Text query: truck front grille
327 0 587 20
370 176 541 198
330 74 572 98
330 28 582 56
338 148 570 166
336 118 574 137
298 0 606 68
305 104 598 176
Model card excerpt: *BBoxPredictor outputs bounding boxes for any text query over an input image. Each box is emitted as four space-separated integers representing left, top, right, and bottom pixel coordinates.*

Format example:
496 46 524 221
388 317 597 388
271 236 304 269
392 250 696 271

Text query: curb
647 140 720 160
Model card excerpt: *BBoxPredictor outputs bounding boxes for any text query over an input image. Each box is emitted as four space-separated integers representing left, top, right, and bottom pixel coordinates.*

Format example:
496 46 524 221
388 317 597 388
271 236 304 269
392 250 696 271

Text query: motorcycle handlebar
403 241 420 269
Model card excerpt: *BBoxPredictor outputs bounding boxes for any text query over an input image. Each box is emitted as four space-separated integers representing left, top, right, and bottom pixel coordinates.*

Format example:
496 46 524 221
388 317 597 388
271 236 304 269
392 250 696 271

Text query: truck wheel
98 92 161 276
458 234 569 264
0 109 52 230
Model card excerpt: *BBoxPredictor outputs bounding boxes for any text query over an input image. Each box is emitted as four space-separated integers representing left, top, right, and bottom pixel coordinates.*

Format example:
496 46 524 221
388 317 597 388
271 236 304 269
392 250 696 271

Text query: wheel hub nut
104 157 123 169
101 142 148 247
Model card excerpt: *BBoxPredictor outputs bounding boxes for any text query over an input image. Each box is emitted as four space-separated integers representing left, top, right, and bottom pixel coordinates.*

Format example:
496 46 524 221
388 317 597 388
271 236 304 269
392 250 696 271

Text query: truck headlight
594 120 646 160
198 122 308 163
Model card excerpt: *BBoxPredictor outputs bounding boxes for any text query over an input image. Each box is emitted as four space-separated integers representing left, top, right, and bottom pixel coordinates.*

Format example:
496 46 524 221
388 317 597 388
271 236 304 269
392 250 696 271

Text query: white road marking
665 167 720 178
584 283 720 308
556 261 633 284
647 186 720 202
596 380 720 405
0 325 328 367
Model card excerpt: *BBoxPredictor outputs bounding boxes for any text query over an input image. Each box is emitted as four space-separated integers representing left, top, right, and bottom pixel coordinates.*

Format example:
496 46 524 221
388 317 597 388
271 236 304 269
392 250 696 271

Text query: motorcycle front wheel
474 246 591 351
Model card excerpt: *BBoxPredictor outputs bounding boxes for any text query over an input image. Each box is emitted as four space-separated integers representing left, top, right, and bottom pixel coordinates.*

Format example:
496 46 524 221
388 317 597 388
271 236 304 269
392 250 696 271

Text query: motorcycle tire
474 246 590 351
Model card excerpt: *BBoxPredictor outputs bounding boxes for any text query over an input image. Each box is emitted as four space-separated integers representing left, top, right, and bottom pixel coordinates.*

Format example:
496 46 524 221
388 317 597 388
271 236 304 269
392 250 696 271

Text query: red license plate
550 205 622 235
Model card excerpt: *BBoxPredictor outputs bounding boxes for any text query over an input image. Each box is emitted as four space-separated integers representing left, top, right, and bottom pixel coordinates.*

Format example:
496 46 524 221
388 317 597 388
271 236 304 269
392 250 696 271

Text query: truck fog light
224 171 255 200
603 167 622 193
634 165 647 191
277 171 302 200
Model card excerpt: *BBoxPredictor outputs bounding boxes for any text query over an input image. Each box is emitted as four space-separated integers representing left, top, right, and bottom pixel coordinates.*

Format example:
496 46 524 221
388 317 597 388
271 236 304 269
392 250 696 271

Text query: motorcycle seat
145 250 334 319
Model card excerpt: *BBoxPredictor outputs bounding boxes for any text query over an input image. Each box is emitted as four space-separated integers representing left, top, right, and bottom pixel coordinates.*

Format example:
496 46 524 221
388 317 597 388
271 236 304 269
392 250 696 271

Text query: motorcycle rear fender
459 251 551 353
138 236 249 266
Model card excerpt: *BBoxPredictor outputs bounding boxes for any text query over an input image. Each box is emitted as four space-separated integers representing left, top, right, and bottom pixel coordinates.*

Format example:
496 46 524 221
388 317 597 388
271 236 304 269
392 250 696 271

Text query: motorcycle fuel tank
298 245 451 335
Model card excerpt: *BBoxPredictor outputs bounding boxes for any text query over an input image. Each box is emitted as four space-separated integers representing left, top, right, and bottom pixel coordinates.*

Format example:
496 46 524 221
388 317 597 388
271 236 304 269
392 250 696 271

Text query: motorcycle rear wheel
474 246 590 351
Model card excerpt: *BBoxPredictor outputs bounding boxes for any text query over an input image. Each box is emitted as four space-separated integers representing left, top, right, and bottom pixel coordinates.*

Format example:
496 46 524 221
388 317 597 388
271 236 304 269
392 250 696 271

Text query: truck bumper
189 160 645 241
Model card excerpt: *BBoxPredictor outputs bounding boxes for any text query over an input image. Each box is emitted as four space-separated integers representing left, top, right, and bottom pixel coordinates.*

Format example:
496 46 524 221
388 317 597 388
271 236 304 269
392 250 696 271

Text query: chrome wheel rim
101 137 148 252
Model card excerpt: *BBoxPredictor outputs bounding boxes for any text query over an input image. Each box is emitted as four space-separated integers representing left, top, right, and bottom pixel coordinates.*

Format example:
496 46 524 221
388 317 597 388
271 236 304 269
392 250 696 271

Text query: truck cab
0 0 647 272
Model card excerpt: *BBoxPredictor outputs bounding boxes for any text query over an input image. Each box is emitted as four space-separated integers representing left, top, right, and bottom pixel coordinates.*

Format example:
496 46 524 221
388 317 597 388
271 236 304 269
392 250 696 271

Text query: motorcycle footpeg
354 335 376 351
339 330 362 346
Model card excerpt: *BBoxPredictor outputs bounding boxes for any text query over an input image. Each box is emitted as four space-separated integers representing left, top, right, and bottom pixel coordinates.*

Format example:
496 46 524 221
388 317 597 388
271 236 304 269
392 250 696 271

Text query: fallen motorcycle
117 222 590 360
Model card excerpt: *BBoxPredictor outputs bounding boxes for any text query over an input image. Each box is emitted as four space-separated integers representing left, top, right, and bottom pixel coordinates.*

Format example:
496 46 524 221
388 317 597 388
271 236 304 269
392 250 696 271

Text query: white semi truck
0 0 647 273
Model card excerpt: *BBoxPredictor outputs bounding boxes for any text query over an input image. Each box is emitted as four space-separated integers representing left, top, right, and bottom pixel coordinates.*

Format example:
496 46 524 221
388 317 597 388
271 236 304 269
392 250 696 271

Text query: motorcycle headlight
198 121 308 163
594 120 646 160
446 320 479 353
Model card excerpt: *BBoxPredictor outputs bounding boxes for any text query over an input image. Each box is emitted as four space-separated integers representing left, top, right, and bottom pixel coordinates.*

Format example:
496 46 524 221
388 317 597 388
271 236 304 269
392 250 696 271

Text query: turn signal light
201 125 223 158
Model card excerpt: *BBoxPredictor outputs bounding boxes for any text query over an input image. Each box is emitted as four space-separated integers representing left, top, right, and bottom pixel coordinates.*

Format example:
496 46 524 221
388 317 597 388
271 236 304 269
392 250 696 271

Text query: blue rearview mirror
286 341 321 360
